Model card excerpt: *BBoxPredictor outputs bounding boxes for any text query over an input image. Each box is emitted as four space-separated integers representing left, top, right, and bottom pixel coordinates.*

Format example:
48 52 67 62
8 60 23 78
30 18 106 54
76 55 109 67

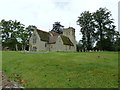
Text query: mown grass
2 51 118 88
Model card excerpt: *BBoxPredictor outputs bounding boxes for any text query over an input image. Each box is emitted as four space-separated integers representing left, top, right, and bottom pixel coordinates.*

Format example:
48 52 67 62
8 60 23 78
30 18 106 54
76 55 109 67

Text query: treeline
76 8 120 51
0 19 37 50
0 7 120 51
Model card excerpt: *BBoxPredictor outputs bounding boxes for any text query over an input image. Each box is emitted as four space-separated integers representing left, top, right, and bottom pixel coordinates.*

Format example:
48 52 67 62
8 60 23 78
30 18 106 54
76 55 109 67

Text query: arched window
33 37 37 44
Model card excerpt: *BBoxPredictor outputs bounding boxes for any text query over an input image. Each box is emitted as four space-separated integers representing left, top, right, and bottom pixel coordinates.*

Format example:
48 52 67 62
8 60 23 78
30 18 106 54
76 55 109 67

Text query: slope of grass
2 51 118 88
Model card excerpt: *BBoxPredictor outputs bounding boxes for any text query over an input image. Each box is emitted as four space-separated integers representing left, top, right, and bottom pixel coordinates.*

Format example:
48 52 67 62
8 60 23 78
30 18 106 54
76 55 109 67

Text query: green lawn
2 51 118 88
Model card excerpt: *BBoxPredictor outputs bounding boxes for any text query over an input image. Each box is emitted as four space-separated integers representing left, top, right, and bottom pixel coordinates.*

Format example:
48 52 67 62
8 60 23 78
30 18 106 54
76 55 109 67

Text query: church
29 26 76 51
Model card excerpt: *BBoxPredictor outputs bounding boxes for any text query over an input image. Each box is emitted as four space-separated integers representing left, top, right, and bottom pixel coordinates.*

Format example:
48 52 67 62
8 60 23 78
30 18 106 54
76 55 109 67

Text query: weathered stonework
29 27 76 51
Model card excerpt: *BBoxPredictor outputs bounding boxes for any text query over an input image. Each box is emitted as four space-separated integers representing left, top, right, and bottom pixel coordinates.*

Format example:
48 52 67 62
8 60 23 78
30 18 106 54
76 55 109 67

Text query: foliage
76 40 83 52
77 11 95 50
2 51 118 88
51 22 64 34
77 8 119 51
93 8 116 50
0 19 36 50
113 31 120 51
1 19 25 50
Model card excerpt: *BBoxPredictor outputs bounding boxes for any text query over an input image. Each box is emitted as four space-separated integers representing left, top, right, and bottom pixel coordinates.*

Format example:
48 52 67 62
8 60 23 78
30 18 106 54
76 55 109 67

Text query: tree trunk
99 23 103 50
15 44 18 51
23 45 26 51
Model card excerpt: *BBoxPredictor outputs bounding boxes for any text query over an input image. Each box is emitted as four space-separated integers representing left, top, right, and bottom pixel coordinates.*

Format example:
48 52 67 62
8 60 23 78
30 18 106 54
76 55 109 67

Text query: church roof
36 29 51 42
49 31 59 36
36 29 74 46
60 35 74 46
49 36 58 44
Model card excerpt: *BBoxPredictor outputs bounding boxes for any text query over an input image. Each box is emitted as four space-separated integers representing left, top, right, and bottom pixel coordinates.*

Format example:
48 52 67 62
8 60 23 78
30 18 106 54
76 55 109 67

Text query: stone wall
49 36 75 51
29 30 47 51
63 27 76 51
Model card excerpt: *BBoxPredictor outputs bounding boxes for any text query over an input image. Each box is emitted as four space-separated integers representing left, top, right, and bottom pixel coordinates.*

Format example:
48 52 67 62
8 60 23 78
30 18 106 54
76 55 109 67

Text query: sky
0 0 119 41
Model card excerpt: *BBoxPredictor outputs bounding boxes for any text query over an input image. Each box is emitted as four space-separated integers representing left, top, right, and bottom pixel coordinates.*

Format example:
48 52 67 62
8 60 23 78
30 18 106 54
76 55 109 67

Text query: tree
1 19 25 50
77 11 95 50
1 19 36 51
95 38 114 51
113 31 120 51
76 40 83 52
17 25 37 50
93 8 116 50
51 22 64 34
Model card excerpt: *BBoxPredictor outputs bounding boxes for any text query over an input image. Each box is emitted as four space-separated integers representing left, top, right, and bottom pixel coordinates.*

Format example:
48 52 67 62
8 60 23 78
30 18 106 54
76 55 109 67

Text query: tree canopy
0 19 37 50
77 7 120 51
77 11 95 50
51 22 64 34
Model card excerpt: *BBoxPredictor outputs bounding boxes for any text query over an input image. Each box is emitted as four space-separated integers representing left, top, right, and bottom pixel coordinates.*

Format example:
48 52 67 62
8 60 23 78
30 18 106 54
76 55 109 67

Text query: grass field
2 51 118 88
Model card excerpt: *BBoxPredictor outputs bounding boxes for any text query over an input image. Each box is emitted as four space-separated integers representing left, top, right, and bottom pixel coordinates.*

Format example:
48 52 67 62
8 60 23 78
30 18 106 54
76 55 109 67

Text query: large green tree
77 8 117 51
17 25 36 50
1 19 25 50
77 11 95 50
93 8 116 50
1 19 36 50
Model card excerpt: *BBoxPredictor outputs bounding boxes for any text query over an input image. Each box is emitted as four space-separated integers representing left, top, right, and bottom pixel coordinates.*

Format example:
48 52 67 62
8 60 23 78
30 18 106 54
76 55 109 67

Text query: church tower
63 27 76 51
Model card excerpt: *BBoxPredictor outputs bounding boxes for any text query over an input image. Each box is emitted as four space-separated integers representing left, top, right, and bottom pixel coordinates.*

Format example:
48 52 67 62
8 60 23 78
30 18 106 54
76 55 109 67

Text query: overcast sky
0 0 119 41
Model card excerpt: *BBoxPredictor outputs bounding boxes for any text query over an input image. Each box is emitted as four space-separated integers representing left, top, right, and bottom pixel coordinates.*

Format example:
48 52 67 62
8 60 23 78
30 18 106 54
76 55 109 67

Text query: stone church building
29 27 76 51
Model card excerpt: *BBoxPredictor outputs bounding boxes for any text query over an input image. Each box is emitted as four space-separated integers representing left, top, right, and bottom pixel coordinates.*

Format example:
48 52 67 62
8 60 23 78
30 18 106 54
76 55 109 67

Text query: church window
33 37 37 44
45 43 47 47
